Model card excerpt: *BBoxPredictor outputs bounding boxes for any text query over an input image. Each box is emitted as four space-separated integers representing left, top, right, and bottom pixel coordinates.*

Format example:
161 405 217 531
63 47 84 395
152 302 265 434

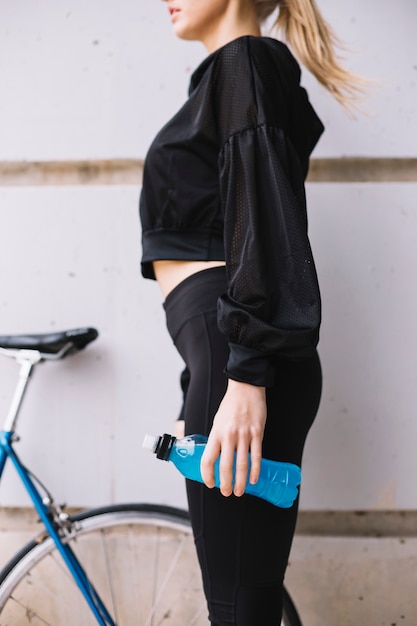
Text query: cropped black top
140 36 324 387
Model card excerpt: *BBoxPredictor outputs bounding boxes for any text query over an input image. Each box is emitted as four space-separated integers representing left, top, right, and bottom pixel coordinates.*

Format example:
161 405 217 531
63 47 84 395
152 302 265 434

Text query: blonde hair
254 0 367 114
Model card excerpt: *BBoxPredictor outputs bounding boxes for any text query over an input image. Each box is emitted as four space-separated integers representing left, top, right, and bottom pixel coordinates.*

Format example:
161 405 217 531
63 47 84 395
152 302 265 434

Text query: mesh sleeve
217 124 321 386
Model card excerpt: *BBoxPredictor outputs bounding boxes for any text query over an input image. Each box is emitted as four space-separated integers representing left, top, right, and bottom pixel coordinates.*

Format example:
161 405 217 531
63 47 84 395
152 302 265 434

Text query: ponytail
255 0 367 114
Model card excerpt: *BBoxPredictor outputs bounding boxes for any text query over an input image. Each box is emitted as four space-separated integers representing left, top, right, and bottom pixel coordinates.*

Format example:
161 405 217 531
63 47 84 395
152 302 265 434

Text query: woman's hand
200 380 267 498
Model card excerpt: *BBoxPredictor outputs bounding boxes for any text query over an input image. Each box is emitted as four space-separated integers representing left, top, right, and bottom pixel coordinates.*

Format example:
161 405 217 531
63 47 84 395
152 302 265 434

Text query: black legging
163 266 322 626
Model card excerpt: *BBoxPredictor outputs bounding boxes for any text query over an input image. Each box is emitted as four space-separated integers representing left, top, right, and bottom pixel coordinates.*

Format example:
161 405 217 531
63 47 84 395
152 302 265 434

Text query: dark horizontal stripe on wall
0 159 143 186
296 510 417 538
0 158 416 186
1 507 417 537
309 157 417 183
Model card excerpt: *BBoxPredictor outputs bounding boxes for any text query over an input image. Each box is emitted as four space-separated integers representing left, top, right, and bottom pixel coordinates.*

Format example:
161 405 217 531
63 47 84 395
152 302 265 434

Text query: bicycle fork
0 433 117 626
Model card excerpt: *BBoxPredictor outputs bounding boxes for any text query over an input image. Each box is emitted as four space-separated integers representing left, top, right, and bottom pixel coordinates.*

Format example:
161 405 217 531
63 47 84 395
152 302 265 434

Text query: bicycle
0 327 302 626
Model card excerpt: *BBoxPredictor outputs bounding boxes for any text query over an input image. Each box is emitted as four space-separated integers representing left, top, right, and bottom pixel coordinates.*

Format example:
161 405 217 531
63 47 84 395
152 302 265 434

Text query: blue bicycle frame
0 348 116 626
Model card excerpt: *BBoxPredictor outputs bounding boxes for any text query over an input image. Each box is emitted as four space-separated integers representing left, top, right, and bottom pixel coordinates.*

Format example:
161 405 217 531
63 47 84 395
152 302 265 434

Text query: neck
201 3 261 54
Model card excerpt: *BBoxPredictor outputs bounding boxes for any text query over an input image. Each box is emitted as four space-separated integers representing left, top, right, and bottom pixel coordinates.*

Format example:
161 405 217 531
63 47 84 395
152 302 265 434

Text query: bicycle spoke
144 531 190 626
100 528 119 625
8 594 54 626
126 525 142 621
46 550 76 582
145 533 207 626
188 604 207 626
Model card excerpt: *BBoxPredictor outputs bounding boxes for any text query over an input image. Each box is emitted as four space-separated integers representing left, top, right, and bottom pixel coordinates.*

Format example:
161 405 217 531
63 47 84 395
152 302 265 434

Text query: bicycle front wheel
0 503 301 626
0 503 206 626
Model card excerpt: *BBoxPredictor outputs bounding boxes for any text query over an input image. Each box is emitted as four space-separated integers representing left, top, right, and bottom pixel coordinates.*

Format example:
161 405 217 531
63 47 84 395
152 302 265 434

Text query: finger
200 440 220 489
219 442 235 497
234 439 249 497
249 437 262 485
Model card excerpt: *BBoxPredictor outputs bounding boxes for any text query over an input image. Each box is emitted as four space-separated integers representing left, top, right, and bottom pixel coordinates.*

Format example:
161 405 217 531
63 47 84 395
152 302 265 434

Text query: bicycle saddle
0 327 98 354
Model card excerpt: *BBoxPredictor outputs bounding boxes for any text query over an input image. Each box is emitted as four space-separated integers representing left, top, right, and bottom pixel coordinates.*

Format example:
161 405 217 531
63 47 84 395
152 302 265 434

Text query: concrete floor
286 534 416 626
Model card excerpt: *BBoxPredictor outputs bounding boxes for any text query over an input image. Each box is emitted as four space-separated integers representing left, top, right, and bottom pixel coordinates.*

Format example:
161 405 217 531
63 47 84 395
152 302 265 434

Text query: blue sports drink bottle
143 433 301 508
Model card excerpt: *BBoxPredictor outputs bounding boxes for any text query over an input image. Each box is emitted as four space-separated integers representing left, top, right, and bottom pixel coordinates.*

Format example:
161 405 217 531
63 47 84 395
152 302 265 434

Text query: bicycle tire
282 584 303 626
0 503 301 626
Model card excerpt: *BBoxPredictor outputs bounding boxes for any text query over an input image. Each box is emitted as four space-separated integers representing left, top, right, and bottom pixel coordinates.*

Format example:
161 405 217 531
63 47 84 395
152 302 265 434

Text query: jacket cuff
224 343 275 387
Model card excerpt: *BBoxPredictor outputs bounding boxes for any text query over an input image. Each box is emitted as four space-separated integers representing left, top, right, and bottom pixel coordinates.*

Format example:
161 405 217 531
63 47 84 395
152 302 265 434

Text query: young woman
140 1 364 624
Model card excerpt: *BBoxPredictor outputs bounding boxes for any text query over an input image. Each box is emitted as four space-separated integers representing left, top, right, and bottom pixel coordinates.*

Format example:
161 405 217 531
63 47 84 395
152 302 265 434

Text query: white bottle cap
142 434 158 453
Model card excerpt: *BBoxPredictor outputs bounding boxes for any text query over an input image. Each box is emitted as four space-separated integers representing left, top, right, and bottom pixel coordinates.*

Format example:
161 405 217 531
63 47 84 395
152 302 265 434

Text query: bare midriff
153 260 226 299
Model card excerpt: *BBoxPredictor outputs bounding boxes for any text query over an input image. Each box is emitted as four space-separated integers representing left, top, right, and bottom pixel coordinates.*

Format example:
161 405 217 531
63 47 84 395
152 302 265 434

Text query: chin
172 22 199 42
174 30 197 42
